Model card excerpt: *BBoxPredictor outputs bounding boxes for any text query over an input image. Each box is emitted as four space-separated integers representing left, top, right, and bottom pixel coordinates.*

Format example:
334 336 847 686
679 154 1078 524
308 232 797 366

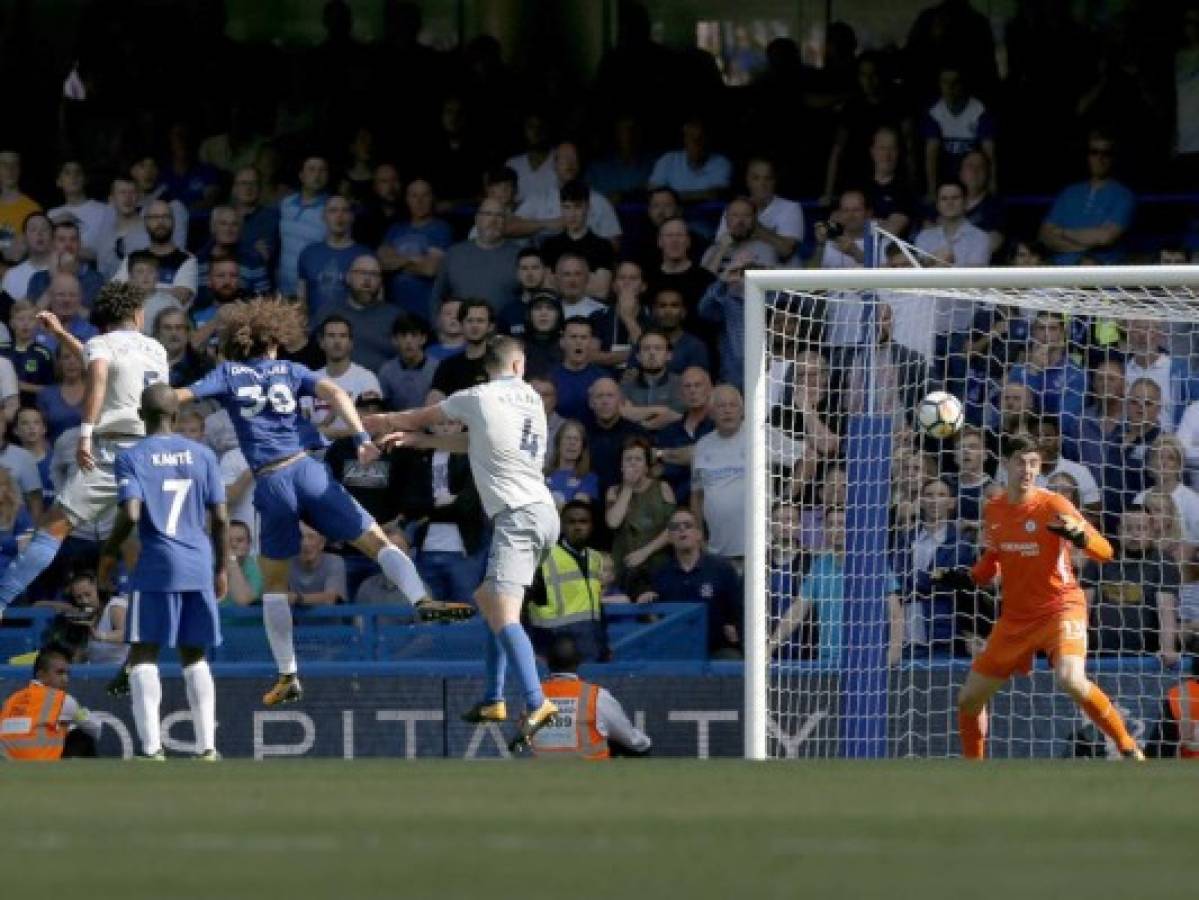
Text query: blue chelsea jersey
188 359 321 470
116 435 225 592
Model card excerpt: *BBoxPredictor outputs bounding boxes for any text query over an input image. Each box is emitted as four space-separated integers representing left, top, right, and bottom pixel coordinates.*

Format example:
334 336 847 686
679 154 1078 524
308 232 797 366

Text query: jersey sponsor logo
999 541 1040 557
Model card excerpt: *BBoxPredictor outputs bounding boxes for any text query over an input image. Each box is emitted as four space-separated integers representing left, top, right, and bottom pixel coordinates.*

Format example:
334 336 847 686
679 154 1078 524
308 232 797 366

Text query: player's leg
1054 654 1142 759
125 590 165 759
0 506 73 612
461 580 510 723
254 469 304 705
178 590 222 759
955 669 1004 760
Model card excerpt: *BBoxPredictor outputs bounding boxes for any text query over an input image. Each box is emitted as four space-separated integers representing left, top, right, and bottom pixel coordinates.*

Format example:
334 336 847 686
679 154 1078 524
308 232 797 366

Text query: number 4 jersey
115 434 225 592
188 359 318 470
439 376 554 518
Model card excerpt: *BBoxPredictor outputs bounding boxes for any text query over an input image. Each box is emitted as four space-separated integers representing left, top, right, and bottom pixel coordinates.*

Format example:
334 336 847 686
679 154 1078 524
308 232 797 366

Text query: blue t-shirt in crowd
0 506 33 571
26 266 105 308
550 363 607 423
116 434 225 592
546 469 600 505
188 359 321 470
37 385 83 443
1044 180 1135 264
297 241 372 321
5 341 55 390
383 219 454 317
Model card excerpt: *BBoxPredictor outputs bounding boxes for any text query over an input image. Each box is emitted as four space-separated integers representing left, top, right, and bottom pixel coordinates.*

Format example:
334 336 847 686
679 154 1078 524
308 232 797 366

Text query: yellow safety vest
528 544 603 628
0 682 67 761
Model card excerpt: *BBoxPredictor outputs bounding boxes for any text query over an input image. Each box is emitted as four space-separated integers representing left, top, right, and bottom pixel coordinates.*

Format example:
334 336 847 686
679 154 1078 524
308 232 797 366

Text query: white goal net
743 263 1199 759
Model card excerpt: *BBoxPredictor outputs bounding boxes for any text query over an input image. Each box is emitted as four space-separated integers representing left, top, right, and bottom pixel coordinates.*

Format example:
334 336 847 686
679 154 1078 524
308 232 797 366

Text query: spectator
47 161 108 261
378 314 437 413
1065 355 1123 474
38 274 97 354
591 260 647 369
219 436 254 548
353 163 403 249
27 220 104 308
526 506 610 664
277 155 330 296
554 253 606 320
162 122 222 213
428 299 493 401
0 151 41 252
626 186 686 272
353 522 418 622
636 507 741 659
13 408 54 508
621 328 684 420
505 111 557 203
530 375 565 451
0 467 33 572
551 317 607 423
0 419 42 520
509 141 622 244
646 217 716 328
128 153 189 248
586 113 654 203
715 157 803 263
959 149 1005 255
379 178 452 318
497 247 549 337
154 307 211 388
691 384 747 566
1124 318 1199 434
287 523 347 607
539 181 616 298
648 287 710 375
915 179 993 274
426 297 465 362
773 505 905 666
195 206 271 304
862 126 918 238
318 255 396 370
546 419 600 509
1038 131 1134 264
221 520 263 607
297 194 370 320
230 165 280 265
337 126 377 204
480 164 518 210
699 250 761 390
112 200 198 307
429 198 521 317
647 118 732 204
1082 507 1181 661
36 344 85 442
774 349 841 475
187 256 245 351
766 501 808 660
1144 488 1189 566
520 292 565 379
922 65 997 199
605 436 675 589
274 298 326 371
950 425 994 532
314 316 383 434
1101 377 1163 525
700 197 779 279
1 212 52 301
95 177 148 279
1134 435 1199 545
587 379 646 505
6 300 55 400
1007 310 1087 439
654 366 714 506
126 252 184 342
841 302 928 427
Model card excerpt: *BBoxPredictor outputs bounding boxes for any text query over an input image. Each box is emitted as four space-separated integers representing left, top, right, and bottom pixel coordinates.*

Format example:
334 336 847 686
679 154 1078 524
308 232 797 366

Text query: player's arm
970 549 1000 586
314 378 381 458
35 311 86 363
362 404 447 437
379 431 469 453
1046 495 1114 561
98 499 139 592
208 501 230 600
76 355 109 471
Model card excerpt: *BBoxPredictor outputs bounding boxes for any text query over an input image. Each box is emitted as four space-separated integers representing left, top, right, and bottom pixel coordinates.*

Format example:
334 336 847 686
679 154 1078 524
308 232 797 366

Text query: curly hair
219 296 305 361
90 281 146 330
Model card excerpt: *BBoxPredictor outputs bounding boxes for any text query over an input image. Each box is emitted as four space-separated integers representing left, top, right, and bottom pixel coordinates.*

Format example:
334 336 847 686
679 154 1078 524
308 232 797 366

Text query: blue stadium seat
377 620 488 661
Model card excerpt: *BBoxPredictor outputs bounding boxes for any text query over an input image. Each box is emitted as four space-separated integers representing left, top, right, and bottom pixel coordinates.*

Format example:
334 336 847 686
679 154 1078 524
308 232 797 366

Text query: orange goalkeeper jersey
971 487 1113 623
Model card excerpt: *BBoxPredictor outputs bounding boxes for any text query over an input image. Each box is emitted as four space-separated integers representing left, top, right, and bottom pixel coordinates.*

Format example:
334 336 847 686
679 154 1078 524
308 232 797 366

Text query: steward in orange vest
0 645 99 760
1146 656 1199 759
527 635 651 759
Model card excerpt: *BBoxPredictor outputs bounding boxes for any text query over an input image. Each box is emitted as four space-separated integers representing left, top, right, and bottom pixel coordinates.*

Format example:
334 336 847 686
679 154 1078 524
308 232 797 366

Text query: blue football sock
497 623 544 710
0 531 62 608
483 630 507 703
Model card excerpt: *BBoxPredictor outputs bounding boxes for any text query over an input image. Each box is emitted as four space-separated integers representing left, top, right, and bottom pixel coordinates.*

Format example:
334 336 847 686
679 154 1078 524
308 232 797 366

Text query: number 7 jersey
439 376 554 518
188 359 320 471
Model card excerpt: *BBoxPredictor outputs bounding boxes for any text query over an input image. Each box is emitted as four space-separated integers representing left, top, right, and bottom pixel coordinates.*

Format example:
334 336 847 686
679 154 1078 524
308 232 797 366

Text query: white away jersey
439 377 554 518
85 329 170 435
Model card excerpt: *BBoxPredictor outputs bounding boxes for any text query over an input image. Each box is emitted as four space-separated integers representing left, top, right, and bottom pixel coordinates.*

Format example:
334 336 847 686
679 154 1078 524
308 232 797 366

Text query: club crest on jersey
1025 520 1036 533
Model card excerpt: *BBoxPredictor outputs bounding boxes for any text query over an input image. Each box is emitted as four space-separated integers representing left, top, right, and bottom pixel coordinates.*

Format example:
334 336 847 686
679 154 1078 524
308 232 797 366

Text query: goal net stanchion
744 264 1199 760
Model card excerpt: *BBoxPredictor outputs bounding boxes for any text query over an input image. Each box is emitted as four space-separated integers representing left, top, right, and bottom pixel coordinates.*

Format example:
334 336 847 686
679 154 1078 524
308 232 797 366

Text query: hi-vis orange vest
1166 681 1199 759
0 682 68 761
530 677 610 760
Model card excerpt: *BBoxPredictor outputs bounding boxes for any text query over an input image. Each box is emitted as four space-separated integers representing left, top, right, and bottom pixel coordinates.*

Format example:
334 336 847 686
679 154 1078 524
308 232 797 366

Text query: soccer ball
916 391 964 439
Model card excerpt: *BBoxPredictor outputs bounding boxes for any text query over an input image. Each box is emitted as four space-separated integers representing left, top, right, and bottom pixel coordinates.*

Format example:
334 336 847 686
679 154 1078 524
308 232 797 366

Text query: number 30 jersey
439 376 554 518
116 434 225 592
188 359 320 470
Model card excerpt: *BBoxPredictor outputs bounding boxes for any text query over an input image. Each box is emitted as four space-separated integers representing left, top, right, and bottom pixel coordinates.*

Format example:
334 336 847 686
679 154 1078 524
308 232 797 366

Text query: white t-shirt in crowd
1 259 49 300
314 362 382 432
692 425 748 557
48 199 109 255
514 188 622 239
716 195 805 261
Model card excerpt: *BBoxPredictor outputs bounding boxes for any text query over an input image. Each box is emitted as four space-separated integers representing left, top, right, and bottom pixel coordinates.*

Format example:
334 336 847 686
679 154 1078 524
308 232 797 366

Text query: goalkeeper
953 434 1144 760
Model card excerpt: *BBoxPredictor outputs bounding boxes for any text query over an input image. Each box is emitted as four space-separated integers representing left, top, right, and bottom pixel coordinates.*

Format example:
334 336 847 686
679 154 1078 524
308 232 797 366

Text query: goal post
743 264 1199 760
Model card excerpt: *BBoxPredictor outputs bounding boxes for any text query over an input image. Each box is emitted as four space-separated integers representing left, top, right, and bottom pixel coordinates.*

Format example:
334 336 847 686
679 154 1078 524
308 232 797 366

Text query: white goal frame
743 264 1199 760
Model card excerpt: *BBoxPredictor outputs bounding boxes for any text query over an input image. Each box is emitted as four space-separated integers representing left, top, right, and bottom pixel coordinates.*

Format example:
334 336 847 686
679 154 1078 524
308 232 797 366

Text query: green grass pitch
0 760 1191 900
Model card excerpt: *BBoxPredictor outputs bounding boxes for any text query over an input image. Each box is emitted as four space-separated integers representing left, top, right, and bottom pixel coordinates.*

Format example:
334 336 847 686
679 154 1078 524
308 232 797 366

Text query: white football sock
183 660 216 754
377 545 429 603
129 663 162 755
262 593 298 675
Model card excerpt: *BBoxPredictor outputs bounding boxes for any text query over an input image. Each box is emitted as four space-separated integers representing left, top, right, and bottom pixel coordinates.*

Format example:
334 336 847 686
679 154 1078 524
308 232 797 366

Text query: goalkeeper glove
1047 514 1088 549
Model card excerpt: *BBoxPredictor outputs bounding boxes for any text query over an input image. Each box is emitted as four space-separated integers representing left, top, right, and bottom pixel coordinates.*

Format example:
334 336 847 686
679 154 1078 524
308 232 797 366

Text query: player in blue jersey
175 297 472 706
99 383 228 760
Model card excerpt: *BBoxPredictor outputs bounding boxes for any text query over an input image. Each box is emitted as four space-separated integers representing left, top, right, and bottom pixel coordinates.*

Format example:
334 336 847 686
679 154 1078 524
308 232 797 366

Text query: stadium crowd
0 0 1198 668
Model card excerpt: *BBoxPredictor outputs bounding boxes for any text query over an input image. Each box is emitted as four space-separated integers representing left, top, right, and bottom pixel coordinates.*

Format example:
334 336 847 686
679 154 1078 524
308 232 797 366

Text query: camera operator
813 189 873 269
